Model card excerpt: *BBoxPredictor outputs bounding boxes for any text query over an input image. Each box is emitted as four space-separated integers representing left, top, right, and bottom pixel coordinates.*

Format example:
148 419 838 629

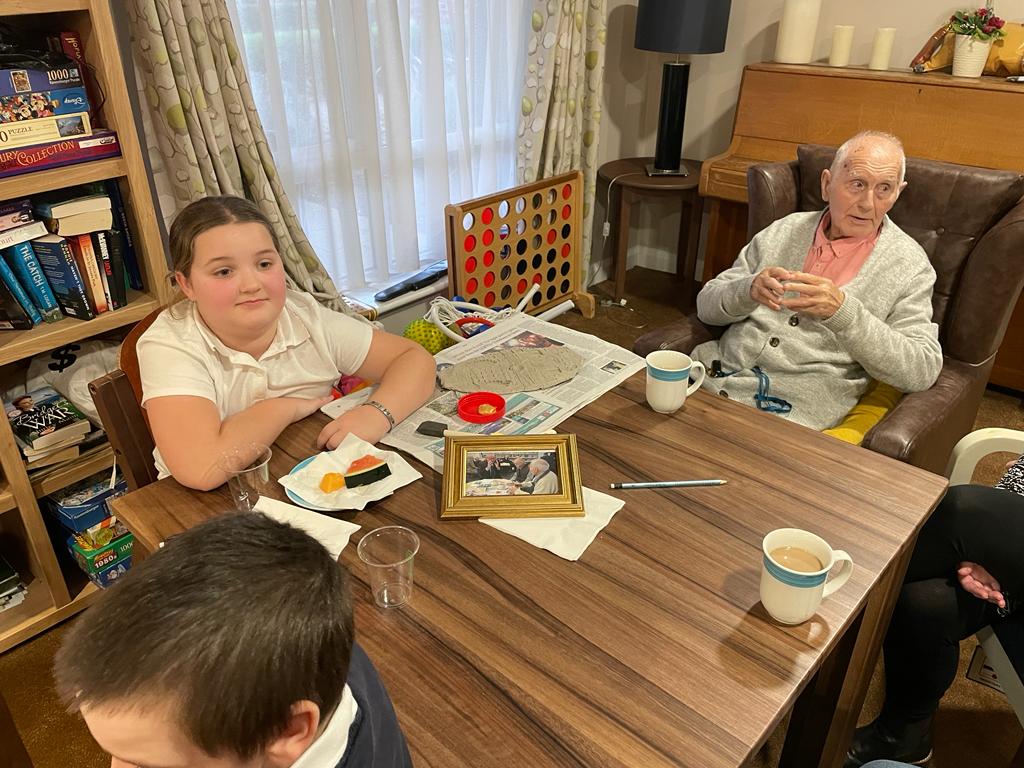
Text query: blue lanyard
711 361 792 414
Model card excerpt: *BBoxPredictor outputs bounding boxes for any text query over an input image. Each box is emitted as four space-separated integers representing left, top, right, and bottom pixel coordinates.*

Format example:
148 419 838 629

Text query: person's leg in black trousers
846 484 1024 767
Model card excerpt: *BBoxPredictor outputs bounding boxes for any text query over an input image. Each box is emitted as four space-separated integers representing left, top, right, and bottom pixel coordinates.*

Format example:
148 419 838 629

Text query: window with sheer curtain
223 0 530 291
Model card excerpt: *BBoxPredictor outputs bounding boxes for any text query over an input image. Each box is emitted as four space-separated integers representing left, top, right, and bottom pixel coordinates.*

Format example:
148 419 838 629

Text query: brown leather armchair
633 145 1024 474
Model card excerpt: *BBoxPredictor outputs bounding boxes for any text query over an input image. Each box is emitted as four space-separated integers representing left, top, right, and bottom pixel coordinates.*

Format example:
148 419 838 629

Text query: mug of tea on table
760 528 853 624
645 350 706 414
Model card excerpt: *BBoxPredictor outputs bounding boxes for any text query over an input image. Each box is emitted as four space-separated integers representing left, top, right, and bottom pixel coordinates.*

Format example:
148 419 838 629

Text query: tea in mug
769 546 823 573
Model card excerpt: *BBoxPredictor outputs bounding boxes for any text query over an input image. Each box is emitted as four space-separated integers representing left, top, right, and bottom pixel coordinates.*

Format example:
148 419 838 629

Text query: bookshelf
0 0 169 653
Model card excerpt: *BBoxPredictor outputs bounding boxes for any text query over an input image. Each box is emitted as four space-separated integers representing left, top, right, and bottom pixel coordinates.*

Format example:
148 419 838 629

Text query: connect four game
444 170 595 319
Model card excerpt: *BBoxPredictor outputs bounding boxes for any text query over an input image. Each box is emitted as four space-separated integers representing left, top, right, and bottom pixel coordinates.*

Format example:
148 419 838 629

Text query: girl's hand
1006 454 1023 470
317 404 391 450
957 562 1006 609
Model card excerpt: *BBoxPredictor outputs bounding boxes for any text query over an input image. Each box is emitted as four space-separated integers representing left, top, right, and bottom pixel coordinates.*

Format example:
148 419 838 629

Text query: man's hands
958 561 1006 609
316 403 391 450
749 266 794 311
750 267 845 319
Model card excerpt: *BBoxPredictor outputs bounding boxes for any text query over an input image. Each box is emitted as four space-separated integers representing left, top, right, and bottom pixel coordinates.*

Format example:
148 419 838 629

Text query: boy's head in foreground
54 513 354 768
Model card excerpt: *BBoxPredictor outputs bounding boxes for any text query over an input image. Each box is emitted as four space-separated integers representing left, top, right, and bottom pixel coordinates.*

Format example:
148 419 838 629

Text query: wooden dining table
111 373 948 768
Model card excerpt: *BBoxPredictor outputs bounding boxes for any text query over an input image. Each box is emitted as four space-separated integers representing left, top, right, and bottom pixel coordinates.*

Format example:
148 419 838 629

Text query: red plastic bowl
458 391 506 423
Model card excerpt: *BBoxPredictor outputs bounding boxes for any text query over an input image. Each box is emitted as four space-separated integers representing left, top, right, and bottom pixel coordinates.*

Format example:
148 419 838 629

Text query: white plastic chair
945 427 1024 728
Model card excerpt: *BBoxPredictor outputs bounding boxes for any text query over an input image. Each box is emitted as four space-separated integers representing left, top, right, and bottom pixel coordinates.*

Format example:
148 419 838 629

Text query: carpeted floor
2 266 1022 767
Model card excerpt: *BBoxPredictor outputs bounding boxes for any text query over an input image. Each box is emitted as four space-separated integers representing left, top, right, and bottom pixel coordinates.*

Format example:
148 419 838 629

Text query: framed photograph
441 433 585 520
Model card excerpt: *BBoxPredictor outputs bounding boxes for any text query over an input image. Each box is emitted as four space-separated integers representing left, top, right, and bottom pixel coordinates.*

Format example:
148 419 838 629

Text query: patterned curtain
517 0 607 279
127 0 364 319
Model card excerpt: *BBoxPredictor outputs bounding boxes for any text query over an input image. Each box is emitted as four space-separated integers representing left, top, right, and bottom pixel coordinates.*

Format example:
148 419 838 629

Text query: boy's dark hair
54 512 353 760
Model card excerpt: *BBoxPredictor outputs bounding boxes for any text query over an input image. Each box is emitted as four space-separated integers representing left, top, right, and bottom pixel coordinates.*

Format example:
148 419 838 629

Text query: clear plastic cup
218 444 273 512
357 526 420 608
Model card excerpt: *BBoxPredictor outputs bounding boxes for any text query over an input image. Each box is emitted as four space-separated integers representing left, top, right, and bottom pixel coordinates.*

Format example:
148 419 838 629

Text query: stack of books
45 468 133 589
0 552 27 613
0 182 143 329
4 386 104 472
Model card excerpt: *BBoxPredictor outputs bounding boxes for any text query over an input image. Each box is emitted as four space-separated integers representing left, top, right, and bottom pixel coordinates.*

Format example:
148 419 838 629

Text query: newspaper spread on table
381 313 644 472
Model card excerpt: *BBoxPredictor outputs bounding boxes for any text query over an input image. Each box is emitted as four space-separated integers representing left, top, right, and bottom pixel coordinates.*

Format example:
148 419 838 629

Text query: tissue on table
278 433 421 510
253 496 360 559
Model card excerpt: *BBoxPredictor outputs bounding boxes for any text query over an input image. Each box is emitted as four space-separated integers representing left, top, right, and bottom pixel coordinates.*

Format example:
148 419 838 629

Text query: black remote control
374 260 448 303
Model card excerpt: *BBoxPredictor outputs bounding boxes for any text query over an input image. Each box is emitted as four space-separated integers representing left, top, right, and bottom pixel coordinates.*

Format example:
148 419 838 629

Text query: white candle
869 27 896 71
829 25 854 67
775 0 822 64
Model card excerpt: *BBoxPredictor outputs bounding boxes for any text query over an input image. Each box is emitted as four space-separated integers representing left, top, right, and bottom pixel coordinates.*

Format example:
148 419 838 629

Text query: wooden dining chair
88 307 163 491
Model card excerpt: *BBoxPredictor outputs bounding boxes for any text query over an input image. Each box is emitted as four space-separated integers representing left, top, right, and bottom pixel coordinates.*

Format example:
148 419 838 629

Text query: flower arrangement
950 6 1007 41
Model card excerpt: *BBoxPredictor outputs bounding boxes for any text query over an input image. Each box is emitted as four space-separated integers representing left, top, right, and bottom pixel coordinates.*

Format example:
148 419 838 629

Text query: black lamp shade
635 0 731 54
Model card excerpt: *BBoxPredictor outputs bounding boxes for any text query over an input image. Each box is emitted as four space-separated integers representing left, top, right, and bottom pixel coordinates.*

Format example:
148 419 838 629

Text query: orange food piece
346 455 383 473
478 403 497 415
319 472 346 493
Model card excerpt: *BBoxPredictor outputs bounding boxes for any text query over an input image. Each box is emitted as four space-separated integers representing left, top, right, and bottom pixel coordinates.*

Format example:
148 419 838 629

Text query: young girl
137 196 436 490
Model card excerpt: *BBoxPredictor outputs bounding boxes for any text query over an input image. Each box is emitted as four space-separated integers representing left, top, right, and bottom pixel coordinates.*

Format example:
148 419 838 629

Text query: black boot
843 715 933 767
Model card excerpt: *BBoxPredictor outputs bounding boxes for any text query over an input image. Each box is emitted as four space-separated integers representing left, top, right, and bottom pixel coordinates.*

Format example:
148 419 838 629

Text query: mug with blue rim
760 528 854 624
645 350 706 414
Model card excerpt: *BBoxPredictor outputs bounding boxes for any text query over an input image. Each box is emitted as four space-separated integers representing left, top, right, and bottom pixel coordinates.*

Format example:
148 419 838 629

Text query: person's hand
287 395 334 424
1006 454 1023 470
749 266 795 310
778 271 845 319
316 404 391 450
957 561 1006 609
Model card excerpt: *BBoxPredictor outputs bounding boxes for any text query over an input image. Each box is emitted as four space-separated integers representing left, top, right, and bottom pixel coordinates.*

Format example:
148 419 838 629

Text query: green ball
403 319 453 355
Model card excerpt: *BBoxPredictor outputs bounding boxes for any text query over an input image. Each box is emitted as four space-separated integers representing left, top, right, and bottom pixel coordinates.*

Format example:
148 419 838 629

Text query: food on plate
344 455 392 488
319 472 346 493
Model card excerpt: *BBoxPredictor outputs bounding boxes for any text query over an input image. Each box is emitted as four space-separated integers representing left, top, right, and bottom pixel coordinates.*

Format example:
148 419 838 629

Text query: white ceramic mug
760 528 853 625
645 350 706 414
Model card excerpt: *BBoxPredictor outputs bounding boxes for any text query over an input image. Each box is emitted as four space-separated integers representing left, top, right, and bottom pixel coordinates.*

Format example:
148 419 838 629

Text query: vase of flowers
950 5 1007 77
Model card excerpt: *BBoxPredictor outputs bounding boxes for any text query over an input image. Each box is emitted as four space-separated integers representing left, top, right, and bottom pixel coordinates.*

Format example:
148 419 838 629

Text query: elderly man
693 131 942 430
519 458 559 495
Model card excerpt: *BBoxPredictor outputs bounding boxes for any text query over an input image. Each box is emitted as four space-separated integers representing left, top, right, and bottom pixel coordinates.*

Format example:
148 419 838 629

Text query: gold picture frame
440 434 585 519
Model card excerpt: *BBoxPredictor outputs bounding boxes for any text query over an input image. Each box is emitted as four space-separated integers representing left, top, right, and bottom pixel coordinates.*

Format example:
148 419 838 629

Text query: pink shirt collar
802 211 880 287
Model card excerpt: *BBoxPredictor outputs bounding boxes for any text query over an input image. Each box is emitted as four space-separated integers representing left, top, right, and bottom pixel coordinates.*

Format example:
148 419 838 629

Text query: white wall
590 0 1024 283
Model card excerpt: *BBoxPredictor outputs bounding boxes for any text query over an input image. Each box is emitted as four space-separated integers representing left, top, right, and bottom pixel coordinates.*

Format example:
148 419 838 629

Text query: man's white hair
530 458 549 472
830 130 906 184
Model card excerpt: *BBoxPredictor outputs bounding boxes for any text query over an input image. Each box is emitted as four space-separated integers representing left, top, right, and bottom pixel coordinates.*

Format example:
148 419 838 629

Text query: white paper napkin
252 496 361 559
480 486 624 561
278 433 421 511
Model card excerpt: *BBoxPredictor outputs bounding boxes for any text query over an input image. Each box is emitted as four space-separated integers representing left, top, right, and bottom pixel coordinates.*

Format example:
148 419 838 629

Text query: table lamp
634 0 731 176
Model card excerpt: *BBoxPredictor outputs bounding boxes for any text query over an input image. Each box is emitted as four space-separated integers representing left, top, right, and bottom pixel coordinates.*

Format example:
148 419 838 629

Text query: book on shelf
34 193 110 220
91 231 116 310
32 234 95 320
106 229 130 304
0 110 92 150
0 253 42 325
1 241 63 323
0 130 120 180
0 220 47 250
47 31 100 119
0 62 83 98
92 231 125 309
99 181 142 290
5 386 92 452
66 233 107 314
43 207 113 237
0 199 31 232
21 432 85 459
0 276 34 329
25 441 80 469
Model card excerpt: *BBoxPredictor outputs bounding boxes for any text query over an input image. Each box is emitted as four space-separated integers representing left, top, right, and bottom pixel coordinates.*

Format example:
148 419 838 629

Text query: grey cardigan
692 211 943 430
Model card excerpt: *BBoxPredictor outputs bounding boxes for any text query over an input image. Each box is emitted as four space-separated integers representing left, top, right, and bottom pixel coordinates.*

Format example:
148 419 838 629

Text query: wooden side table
597 157 703 307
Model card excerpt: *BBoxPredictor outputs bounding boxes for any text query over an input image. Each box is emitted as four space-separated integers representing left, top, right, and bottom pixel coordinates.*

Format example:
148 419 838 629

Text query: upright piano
699 62 1024 390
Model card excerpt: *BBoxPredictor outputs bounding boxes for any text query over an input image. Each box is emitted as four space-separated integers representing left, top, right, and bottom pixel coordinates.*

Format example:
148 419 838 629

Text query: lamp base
645 161 690 177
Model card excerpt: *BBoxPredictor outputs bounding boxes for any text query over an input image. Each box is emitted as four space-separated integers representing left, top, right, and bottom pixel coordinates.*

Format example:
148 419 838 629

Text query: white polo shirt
137 290 373 478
